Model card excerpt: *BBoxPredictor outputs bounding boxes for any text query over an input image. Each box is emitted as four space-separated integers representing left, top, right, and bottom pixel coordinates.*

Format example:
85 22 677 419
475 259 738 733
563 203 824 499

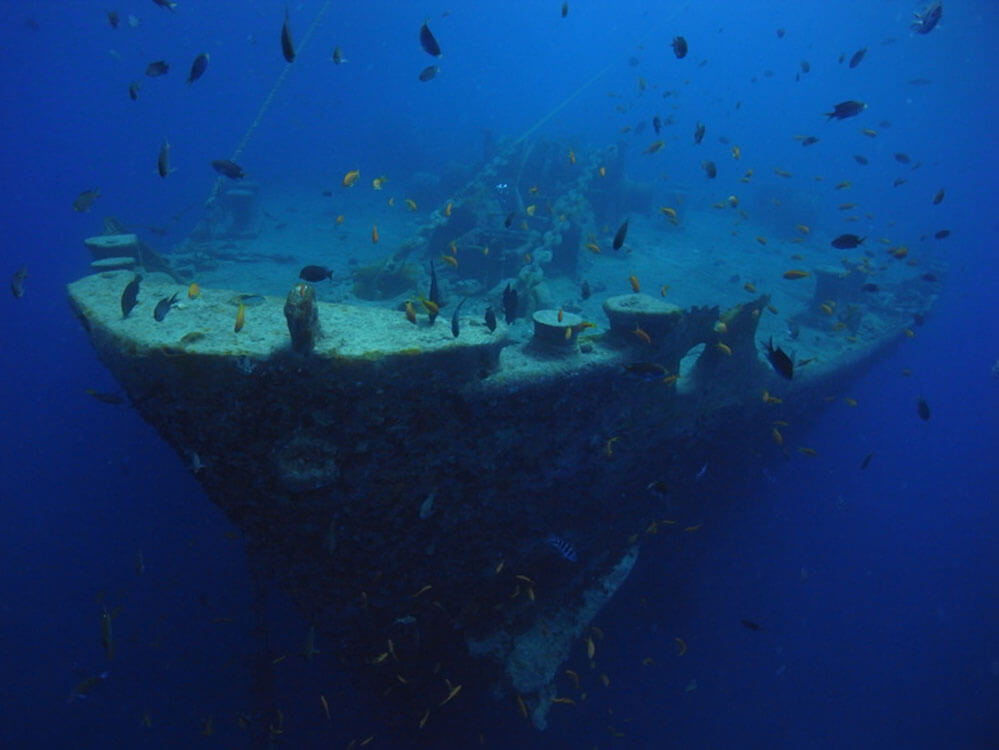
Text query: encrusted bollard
284 283 321 355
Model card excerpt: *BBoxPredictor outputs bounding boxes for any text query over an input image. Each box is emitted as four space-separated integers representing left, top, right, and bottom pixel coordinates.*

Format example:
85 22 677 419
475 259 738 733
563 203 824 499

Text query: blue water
2 1 997 747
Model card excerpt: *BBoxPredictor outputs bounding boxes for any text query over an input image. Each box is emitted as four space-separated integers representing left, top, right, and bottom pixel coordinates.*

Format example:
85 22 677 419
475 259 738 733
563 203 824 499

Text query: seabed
68 139 941 732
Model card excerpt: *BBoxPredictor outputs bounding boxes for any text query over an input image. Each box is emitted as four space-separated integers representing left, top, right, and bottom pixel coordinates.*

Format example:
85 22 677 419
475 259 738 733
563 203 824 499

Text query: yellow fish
628 274 640 293
795 223 810 234
599 166 606 177
335 214 345 225
404 198 418 211
525 204 536 216
715 342 732 356
342 169 360 187
568 149 575 165
444 201 452 217
441 254 458 268
659 206 677 219
731 145 741 160
371 176 387 190
371 224 379 244
234 302 245 332
187 282 200 299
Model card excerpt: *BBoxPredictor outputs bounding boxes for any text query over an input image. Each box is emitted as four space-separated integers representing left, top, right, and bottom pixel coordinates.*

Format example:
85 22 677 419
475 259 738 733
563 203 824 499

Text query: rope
206 0 334 206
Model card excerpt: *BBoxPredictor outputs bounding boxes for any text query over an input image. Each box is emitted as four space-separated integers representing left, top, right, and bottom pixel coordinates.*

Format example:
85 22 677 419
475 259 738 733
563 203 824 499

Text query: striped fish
546 534 578 563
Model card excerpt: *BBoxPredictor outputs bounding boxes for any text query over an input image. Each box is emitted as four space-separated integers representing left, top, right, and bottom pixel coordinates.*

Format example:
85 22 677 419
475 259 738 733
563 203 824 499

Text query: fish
157 139 171 178
211 159 245 179
187 282 200 299
932 188 945 205
764 337 794 379
740 619 764 631
234 302 246 332
186 52 209 84
831 233 864 249
545 534 579 562
152 0 177 9
302 626 320 660
420 298 439 324
10 266 27 298
107 10 120 28
73 188 101 212
848 48 867 68
100 606 115 660
405 300 417 324
633 326 652 345
484 306 497 332
420 21 442 57
825 100 867 120
418 65 439 82
801 136 819 146
281 8 295 62
121 274 141 317
702 160 717 178
404 198 418 211
800 60 811 73
628 274 640 293
502 283 518 324
894 152 911 164
912 2 942 34
299 265 332 282
644 140 665 154
128 81 140 100
68 670 110 702
693 121 706 144
917 396 930 421
612 219 628 250
934 229 950 239
450 297 467 338
782 270 809 280
428 260 443 306
332 46 347 64
860 452 874 469
145 60 169 77
371 225 379 243
153 292 179 322
561 1 569 17
624 362 668 379
671 36 687 59
853 154 869 165
504 211 515 228
861 128 878 137
342 169 360 187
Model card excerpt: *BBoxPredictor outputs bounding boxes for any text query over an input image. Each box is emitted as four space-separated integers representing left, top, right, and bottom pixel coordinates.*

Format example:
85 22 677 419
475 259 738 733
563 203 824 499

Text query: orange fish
557 308 564 322
372 224 379 243
782 269 809 280
234 302 245 332
342 169 360 187
628 274 640 293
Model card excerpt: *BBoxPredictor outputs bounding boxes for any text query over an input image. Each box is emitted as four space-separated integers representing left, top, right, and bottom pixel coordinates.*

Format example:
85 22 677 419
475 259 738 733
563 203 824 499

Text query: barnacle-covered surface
67 255 939 729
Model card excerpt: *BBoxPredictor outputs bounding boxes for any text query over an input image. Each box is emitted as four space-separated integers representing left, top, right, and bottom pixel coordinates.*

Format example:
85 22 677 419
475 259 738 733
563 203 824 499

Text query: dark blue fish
912 2 942 35
420 21 442 58
546 534 578 562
